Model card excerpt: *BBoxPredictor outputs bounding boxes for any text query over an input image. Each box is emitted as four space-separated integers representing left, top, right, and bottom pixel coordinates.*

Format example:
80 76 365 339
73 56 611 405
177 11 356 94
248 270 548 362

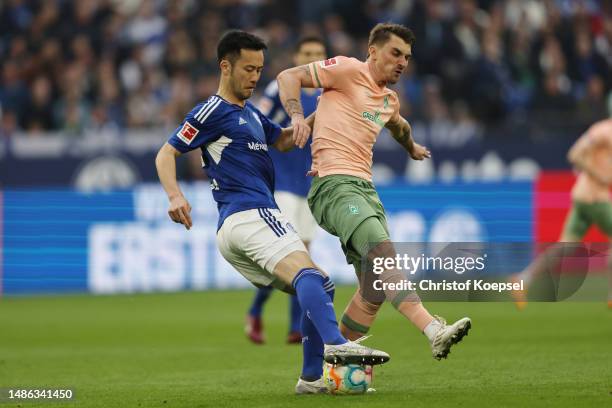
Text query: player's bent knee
268 278 296 295
273 250 323 285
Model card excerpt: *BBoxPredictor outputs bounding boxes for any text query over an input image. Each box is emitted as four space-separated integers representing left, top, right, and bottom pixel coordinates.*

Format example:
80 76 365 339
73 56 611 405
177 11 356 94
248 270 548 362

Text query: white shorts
274 191 318 243
216 208 307 288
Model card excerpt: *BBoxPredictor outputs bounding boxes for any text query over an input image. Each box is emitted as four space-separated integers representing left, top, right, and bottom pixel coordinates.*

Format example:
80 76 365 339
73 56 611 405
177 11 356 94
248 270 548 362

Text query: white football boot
324 335 390 365
430 315 472 360
295 377 328 394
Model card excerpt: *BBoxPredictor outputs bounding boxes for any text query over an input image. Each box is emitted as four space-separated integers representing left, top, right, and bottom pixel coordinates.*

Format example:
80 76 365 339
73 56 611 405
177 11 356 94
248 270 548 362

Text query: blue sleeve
167 97 223 153
258 80 290 127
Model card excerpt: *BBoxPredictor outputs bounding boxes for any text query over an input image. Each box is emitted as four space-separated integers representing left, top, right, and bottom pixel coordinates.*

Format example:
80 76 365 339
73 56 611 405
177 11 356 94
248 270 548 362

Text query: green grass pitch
1 287 610 408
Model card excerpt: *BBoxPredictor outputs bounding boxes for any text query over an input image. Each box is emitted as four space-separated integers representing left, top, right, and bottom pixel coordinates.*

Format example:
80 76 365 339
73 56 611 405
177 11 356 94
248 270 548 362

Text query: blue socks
249 286 273 317
299 274 337 380
292 268 347 381
291 268 347 344
292 268 346 346
289 295 302 333
251 269 345 381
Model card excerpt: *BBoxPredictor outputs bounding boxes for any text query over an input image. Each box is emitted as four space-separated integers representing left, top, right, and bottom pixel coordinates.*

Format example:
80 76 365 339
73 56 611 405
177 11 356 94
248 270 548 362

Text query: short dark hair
217 30 267 63
368 23 416 48
295 35 326 53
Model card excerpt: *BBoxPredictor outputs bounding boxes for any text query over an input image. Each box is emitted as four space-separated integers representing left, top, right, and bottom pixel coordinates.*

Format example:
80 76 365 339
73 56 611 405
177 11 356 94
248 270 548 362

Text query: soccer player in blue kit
245 37 327 345
155 30 389 394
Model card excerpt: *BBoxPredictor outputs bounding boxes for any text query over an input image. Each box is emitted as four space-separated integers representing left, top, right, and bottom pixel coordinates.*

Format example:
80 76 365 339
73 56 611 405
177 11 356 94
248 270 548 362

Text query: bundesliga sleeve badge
178 122 199 145
320 57 338 68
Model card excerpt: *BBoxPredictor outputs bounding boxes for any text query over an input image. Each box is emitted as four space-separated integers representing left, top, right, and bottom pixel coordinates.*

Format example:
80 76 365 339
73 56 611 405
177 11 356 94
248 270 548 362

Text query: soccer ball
323 362 373 394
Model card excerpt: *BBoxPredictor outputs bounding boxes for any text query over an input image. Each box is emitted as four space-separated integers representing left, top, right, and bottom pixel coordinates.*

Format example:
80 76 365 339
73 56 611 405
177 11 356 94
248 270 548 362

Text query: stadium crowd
1 0 611 140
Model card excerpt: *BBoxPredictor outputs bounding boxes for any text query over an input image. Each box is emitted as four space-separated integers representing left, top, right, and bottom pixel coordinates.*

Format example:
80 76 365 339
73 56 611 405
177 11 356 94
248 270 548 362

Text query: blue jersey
259 81 321 197
168 95 282 230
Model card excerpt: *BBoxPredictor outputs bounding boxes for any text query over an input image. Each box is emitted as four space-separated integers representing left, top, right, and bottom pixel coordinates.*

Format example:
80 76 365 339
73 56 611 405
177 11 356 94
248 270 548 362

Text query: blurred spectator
0 0 34 34
0 110 19 139
23 76 56 132
531 71 576 129
569 29 610 91
594 16 612 67
469 31 511 124
0 60 29 124
125 69 165 128
123 0 167 66
164 29 197 75
575 75 608 124
454 0 486 61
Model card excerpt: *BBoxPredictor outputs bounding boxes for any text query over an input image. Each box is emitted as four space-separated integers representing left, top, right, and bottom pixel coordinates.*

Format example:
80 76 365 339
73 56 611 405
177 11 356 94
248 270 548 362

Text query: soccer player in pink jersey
510 118 612 309
276 23 472 360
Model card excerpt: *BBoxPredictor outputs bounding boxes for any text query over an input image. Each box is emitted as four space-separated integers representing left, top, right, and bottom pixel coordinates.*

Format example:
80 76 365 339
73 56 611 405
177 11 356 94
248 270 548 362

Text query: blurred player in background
155 30 389 394
277 23 471 360
511 118 612 309
245 37 327 345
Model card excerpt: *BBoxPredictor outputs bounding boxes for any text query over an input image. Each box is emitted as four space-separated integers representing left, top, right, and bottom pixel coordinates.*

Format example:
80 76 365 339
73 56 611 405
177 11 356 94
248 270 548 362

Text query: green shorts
307 175 390 267
562 200 612 239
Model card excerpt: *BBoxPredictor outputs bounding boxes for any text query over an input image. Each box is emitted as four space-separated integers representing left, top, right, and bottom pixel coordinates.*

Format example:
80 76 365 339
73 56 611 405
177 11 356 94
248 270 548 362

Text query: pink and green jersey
308 56 400 182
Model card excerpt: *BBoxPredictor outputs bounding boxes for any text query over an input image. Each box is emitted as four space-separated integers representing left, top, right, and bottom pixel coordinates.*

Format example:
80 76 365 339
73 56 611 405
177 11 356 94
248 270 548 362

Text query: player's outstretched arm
277 65 316 148
385 115 431 160
155 143 193 230
272 111 316 152
567 130 611 186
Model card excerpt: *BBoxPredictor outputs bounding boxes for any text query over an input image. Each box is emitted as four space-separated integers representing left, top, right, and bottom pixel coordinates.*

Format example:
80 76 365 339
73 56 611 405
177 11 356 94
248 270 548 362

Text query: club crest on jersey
178 122 199 145
320 58 338 68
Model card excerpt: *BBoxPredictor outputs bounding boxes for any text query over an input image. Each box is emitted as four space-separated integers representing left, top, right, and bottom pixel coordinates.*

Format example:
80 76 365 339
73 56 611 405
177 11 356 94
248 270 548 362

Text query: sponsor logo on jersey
178 122 199 145
239 117 247 125
362 110 386 127
362 97 391 127
248 142 268 151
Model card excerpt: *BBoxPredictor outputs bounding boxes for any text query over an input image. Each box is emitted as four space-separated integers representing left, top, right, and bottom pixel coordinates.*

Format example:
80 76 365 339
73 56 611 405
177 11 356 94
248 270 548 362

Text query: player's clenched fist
291 114 311 148
409 143 431 160
168 195 193 230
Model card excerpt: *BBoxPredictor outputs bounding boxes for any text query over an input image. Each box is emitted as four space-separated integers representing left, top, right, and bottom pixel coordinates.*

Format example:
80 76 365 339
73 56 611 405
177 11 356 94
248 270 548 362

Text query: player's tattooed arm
278 65 312 116
386 116 413 149
284 98 303 116
277 64 316 148
386 116 431 160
